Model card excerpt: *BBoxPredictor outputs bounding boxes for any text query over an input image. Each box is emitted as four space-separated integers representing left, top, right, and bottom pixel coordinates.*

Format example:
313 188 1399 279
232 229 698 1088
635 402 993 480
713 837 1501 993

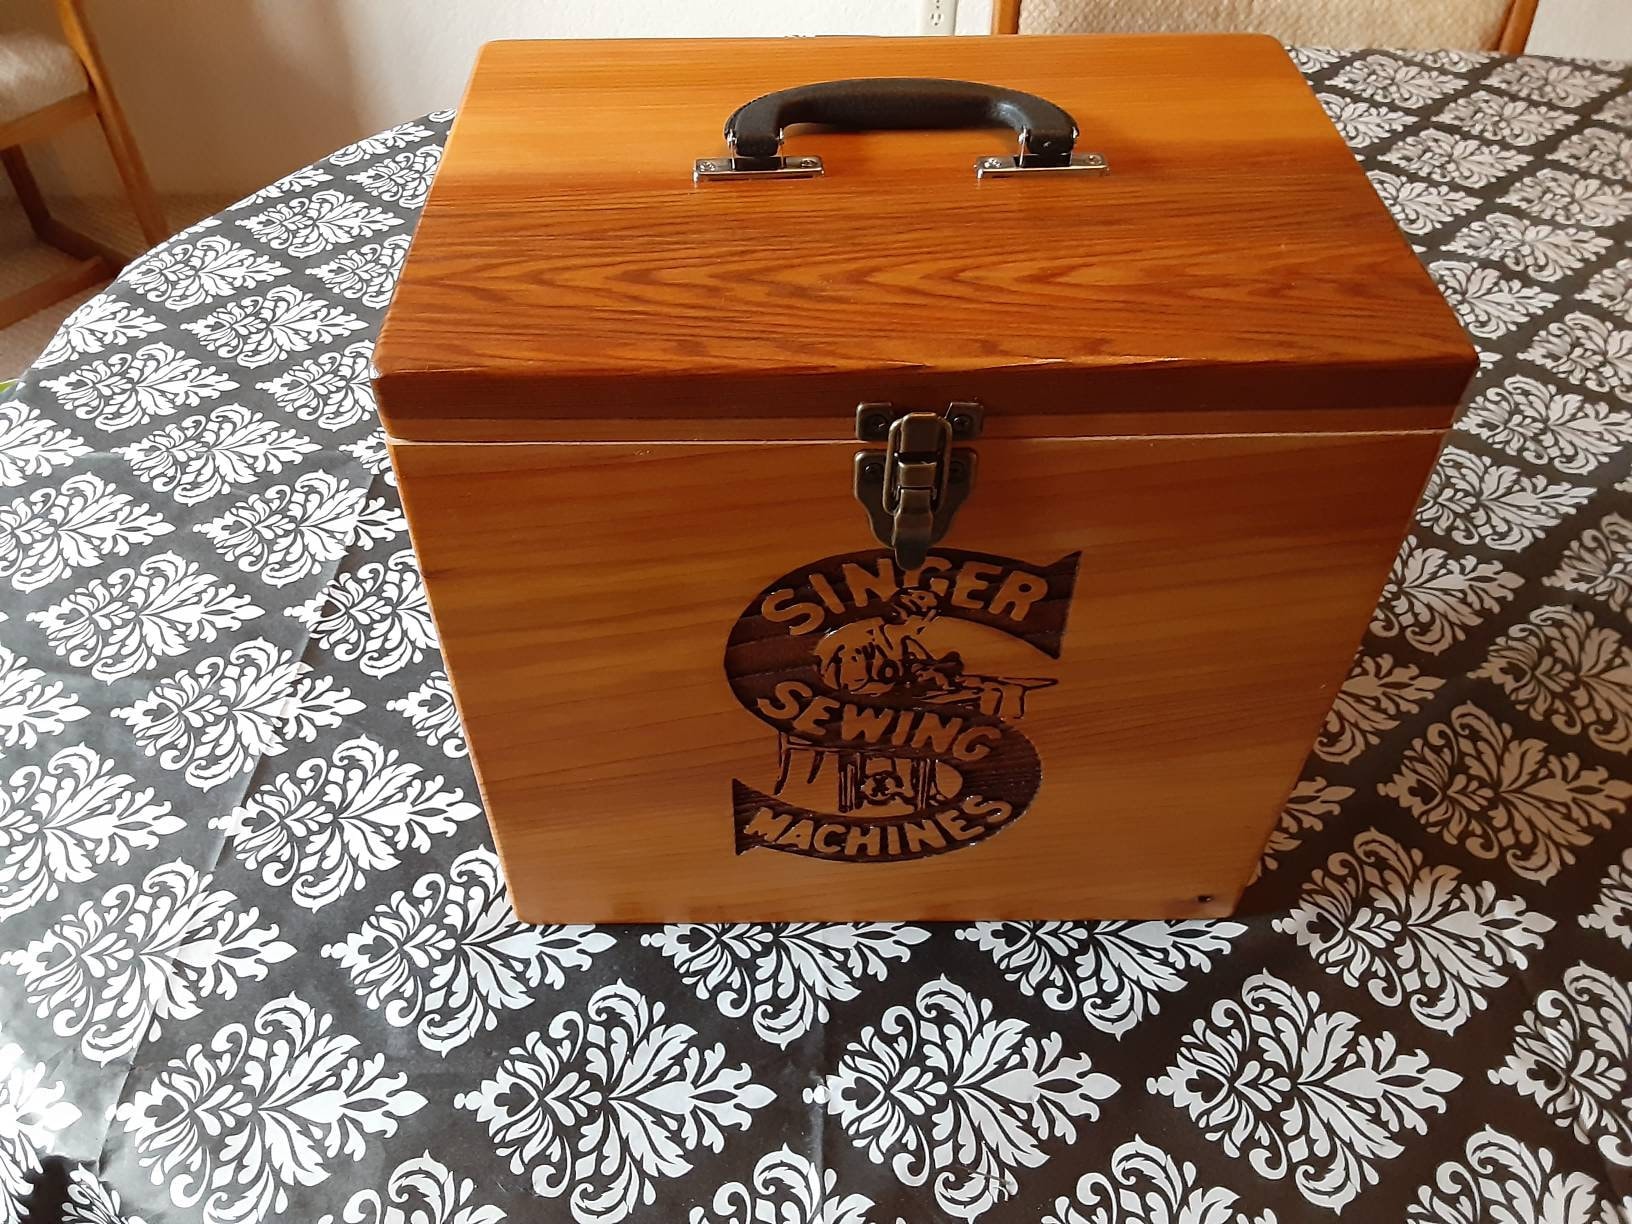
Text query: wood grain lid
373 35 1475 442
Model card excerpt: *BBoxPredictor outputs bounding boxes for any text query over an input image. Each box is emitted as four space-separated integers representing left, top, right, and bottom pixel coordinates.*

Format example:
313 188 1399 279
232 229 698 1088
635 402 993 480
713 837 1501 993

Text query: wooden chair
991 0 1539 52
1 0 167 329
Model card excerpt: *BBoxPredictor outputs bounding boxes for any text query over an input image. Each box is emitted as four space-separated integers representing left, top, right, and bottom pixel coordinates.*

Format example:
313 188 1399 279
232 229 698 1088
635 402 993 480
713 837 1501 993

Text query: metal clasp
853 402 982 569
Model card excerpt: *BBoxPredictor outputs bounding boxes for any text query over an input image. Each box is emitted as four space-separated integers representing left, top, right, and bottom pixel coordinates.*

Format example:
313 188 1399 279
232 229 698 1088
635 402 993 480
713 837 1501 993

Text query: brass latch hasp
853 402 982 569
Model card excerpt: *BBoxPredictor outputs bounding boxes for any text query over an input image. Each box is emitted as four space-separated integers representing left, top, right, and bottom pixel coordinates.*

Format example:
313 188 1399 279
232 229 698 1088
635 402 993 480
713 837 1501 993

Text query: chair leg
2 144 116 330
92 104 168 246
3 146 126 270
53 0 168 245
2 147 53 236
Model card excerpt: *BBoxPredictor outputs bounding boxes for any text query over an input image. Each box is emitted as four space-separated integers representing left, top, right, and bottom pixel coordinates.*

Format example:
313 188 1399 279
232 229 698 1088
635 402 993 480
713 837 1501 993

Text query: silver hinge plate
694 156 825 182
976 152 1109 178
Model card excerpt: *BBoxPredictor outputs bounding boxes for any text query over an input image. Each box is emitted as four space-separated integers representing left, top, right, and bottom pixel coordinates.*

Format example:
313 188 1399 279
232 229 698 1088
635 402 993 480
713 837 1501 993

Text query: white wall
1528 0 1632 59
13 0 1628 204
13 0 991 199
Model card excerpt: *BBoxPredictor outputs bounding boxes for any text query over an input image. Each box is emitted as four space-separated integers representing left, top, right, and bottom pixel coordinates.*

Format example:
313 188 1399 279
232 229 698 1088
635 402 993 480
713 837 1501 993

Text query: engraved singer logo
724 548 1080 862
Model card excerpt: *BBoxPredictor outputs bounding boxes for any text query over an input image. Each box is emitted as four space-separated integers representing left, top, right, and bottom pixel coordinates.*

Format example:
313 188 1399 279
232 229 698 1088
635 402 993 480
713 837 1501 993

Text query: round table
2 48 1630 1224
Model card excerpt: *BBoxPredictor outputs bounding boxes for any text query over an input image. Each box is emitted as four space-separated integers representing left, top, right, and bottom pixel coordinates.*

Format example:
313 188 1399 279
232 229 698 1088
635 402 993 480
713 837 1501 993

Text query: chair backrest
0 30 87 128
1008 0 1518 51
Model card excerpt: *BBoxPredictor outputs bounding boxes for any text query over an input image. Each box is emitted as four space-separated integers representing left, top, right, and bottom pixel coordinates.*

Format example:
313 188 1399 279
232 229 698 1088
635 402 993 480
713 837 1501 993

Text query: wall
13 0 991 199
1528 0 1632 59
12 0 1629 202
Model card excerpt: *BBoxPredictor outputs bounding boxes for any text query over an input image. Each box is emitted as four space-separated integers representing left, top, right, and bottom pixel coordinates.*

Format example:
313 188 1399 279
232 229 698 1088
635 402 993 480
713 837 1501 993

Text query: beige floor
0 191 232 377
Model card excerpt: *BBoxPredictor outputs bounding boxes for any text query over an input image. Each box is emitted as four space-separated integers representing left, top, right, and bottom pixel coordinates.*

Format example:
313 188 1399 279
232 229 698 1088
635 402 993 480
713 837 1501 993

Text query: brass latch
853 402 982 569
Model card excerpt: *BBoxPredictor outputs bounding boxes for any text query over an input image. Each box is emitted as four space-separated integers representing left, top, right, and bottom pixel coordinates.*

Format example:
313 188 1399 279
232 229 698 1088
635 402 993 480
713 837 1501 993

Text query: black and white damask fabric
0 48 1628 1224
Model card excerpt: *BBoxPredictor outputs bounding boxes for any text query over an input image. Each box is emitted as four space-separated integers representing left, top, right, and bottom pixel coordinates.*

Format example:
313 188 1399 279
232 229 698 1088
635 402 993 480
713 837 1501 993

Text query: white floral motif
1548 513 1632 616
1150 972 1460 1212
1599 91 1632 128
325 847 612 1051
0 746 178 922
112 638 364 790
348 146 442 209
184 285 366 369
0 402 88 487
1381 702 1631 882
117 994 426 1224
226 164 332 210
816 976 1118 1220
1370 537 1522 655
1367 172 1480 235
197 470 404 587
1486 58 1618 107
1492 962 1632 1168
1445 213 1612 280
387 671 465 757
1479 605 1632 753
317 1153 504 1224
32 296 162 368
691 1146 886 1224
42 342 237 430
1581 849 1632 950
1552 126 1632 182
1583 257 1632 322
343 430 396 485
1285 46 1342 72
1260 777 1353 870
1461 374 1632 474
1407 1126 1625 1224
63 1166 148 1224
1416 448 1591 552
116 405 318 505
1522 312 1632 402
959 920 1244 1037
29 552 261 680
256 341 375 430
285 550 437 677
1381 128 1531 188
1316 653 1443 764
1401 48 1493 71
327 122 435 166
1501 167 1632 228
1328 56 1461 107
643 922 928 1047
457 981 775 1224
0 472 172 592
126 236 287 310
1438 90 1574 145
216 736 480 911
1429 260 1558 337
1319 96 1411 147
236 189 402 258
307 236 410 309
1043 1136 1274 1224
1278 829 1553 1033
0 1040 82 1224
2 859 295 1064
0 644 87 752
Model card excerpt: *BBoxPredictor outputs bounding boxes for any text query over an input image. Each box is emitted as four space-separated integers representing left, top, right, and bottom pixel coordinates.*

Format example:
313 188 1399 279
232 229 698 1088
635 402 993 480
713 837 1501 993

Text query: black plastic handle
725 78 1079 164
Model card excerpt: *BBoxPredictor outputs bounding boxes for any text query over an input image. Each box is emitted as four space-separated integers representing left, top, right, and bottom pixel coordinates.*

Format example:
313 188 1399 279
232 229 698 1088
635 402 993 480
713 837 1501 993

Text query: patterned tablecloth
0 46 1629 1224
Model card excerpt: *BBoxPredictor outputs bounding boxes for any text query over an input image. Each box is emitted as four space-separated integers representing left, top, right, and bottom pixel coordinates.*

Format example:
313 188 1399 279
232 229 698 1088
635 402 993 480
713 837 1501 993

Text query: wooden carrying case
373 34 1474 923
